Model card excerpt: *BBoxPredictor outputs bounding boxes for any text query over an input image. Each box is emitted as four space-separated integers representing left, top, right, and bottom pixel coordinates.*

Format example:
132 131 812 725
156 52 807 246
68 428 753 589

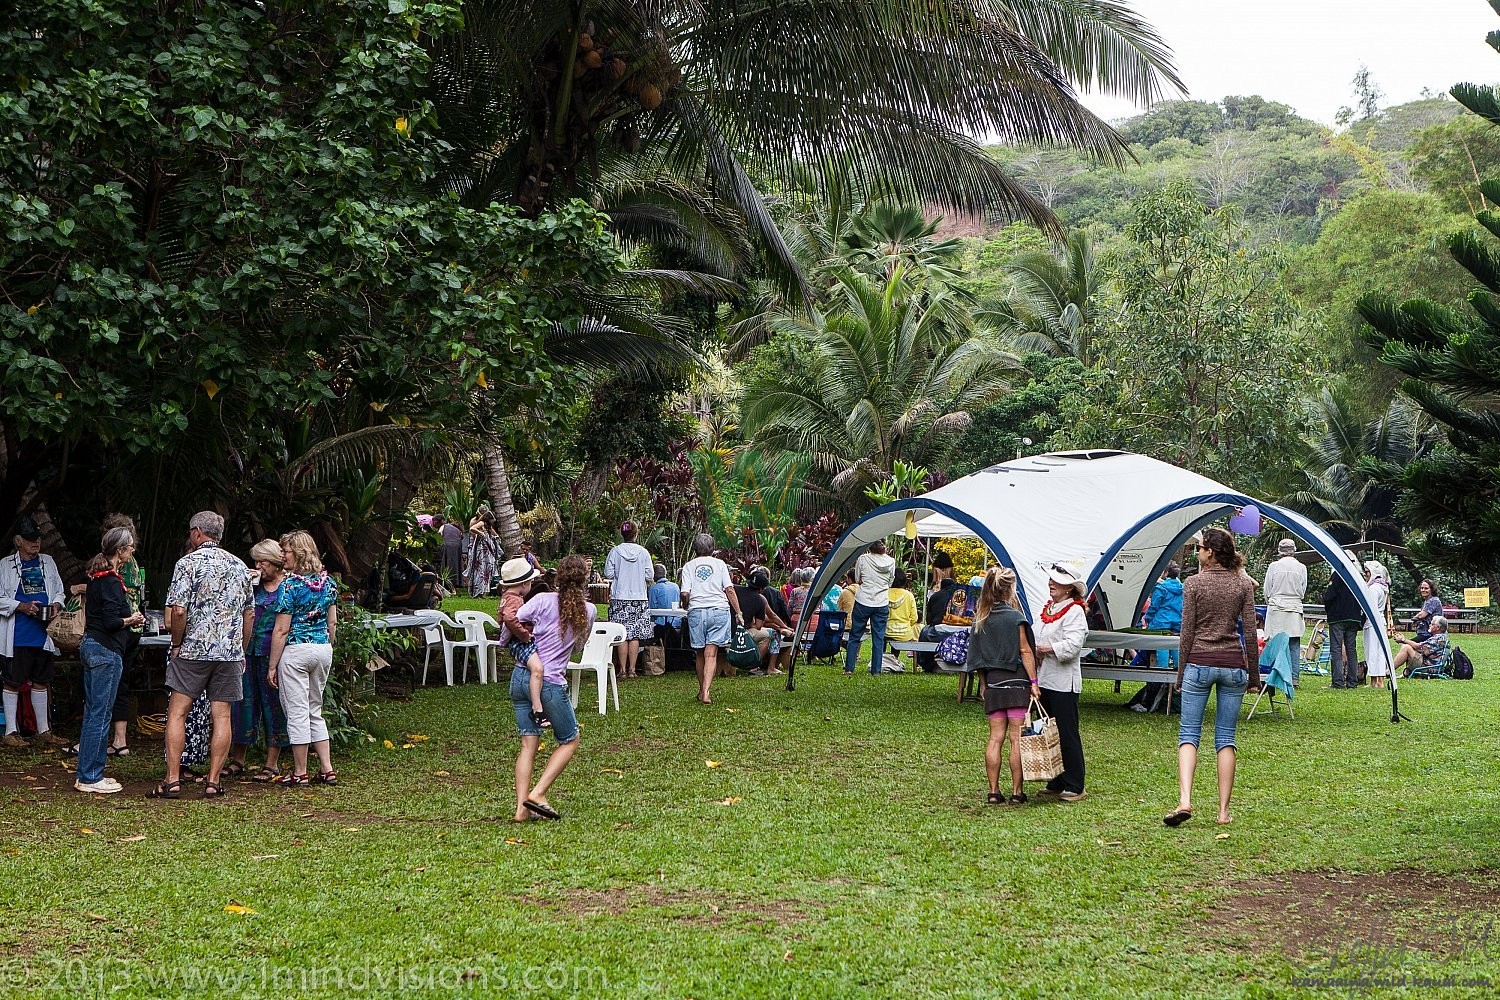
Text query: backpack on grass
1451 646 1474 680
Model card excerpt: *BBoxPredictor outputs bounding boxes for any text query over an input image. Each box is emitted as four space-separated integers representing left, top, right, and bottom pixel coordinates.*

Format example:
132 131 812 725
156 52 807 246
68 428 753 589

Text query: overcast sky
1081 0 1500 125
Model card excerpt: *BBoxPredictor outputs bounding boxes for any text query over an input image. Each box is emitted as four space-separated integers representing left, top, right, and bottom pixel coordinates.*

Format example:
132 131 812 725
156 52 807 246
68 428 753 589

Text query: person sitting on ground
885 567 922 669
1 516 67 749
1410 579 1443 642
76 527 144 794
970 566 1040 805
1393 615 1449 676
917 553 958 673
497 557 549 728
732 570 774 672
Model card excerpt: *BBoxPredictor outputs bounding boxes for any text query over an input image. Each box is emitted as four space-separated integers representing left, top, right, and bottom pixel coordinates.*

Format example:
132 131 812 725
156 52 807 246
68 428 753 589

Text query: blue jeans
509 667 579 745
845 602 889 674
1177 664 1248 752
77 637 124 784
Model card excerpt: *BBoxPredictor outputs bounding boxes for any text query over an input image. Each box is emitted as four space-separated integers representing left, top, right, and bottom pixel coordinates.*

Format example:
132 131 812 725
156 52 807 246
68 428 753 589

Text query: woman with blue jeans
76 527 144 795
511 554 595 822
1165 527 1260 828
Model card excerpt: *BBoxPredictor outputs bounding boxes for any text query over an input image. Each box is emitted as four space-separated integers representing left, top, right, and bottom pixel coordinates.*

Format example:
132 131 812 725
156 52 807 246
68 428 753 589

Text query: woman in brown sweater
1164 527 1261 828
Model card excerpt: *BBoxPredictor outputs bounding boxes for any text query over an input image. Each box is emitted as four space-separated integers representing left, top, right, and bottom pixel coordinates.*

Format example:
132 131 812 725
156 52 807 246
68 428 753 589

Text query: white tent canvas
799 450 1394 679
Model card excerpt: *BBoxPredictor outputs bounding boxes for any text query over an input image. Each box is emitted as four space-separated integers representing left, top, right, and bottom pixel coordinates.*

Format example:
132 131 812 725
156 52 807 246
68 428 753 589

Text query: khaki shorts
166 655 244 703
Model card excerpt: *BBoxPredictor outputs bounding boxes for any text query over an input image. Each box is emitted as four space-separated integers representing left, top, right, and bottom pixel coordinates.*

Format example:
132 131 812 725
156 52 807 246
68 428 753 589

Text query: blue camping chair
1247 632 1296 719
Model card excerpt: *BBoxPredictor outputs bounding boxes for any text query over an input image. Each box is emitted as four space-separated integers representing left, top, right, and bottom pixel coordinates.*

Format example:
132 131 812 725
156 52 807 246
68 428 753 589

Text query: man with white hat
1262 539 1307 683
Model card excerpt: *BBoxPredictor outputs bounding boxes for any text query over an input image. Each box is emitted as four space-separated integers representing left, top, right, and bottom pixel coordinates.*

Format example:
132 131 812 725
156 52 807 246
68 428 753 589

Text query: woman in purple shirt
511 554 595 822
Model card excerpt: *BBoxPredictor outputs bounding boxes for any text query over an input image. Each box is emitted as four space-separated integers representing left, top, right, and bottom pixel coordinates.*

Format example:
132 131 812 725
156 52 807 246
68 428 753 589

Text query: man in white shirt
845 540 896 675
0 517 67 749
1263 538 1308 683
678 533 742 705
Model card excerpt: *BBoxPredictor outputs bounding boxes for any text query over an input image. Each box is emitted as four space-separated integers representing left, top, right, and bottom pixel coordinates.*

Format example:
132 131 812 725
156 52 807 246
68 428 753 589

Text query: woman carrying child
497 558 549 732
509 555 595 822
969 566 1040 805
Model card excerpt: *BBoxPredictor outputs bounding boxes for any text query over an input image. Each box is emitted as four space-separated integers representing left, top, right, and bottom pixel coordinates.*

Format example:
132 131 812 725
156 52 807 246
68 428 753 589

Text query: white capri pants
278 643 333 744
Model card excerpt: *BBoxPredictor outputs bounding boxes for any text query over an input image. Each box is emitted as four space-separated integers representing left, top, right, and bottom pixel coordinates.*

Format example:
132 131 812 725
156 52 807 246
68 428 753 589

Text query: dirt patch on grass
524 886 821 927
1203 869 1500 959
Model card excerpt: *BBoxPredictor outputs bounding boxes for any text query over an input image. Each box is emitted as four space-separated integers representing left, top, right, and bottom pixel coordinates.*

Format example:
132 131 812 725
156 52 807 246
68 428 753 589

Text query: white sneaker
75 777 123 794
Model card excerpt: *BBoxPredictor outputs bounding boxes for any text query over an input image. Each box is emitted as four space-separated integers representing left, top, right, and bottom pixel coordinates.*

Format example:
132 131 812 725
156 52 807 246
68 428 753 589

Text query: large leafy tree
1063 181 1311 496
1 2 618 576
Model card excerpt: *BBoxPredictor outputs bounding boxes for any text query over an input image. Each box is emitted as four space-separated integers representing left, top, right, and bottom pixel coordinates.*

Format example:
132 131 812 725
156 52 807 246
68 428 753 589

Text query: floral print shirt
272 571 339 644
164 542 252 661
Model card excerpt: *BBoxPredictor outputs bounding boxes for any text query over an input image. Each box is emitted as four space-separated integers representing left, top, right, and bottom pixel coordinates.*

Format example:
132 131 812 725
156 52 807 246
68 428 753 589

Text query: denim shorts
687 607 732 649
509 667 578 745
1177 664 1249 752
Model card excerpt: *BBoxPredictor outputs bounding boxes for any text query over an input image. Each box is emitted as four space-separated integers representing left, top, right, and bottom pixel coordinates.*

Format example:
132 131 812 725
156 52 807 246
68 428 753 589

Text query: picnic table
888 629 1180 707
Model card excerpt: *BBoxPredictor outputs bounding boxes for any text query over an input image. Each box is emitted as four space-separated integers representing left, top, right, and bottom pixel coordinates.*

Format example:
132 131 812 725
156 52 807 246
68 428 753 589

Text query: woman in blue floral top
268 530 340 787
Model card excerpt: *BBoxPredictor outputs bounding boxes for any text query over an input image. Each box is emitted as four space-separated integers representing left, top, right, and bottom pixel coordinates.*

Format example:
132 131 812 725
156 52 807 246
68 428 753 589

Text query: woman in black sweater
75 527 143 795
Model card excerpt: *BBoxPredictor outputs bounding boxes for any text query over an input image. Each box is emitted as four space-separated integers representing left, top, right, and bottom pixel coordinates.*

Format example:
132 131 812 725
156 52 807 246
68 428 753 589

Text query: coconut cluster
568 21 677 114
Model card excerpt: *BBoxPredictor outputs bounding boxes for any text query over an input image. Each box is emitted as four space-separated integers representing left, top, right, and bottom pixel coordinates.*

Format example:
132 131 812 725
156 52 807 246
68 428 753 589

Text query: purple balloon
1228 504 1261 536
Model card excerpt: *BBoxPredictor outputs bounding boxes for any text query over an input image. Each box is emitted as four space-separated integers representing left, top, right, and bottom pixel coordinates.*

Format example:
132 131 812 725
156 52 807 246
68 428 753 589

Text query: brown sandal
148 780 182 799
202 781 226 799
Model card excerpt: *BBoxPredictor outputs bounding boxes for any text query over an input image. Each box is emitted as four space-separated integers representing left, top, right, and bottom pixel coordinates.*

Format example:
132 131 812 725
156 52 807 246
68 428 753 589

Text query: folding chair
1248 632 1295 719
1300 619 1328 676
567 623 626 715
452 610 504 684
1407 644 1454 680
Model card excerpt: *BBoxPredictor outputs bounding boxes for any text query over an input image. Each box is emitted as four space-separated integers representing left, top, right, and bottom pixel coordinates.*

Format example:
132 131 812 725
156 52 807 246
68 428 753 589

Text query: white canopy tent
792 450 1401 719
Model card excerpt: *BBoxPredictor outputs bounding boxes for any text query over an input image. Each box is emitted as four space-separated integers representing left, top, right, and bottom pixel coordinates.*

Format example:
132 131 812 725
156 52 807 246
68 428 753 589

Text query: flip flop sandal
250 767 280 783
202 781 226 799
1163 809 1193 827
523 800 561 821
148 780 182 800
106 744 131 757
64 743 81 757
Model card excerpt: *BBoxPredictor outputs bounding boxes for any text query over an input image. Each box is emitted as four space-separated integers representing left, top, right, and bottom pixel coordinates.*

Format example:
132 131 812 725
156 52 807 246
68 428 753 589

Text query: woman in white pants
269 530 340 786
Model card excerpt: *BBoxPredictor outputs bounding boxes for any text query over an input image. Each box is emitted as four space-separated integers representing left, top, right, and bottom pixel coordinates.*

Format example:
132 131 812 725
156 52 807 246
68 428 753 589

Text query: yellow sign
1464 587 1491 608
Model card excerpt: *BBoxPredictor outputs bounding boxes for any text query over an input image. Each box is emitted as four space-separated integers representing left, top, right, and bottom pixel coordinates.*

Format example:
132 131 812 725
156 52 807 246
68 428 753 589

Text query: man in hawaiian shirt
156 511 252 797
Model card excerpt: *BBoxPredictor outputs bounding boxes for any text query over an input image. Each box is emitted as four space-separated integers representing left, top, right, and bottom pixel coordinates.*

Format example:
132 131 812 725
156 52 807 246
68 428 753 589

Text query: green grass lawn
3 633 1499 998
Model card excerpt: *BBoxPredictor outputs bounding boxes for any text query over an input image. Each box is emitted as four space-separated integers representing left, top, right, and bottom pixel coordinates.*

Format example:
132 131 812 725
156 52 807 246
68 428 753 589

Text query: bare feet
1217 813 1232 825
513 808 532 823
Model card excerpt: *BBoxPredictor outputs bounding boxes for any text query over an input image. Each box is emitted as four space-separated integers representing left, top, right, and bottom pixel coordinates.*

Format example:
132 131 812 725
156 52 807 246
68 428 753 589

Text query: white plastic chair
567 622 625 715
453 610 504 684
420 610 479 686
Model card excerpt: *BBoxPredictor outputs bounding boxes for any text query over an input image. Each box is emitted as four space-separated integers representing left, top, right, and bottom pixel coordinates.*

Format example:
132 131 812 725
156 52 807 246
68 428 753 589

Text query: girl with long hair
969 566 1039 804
512 554 595 821
1166 527 1259 827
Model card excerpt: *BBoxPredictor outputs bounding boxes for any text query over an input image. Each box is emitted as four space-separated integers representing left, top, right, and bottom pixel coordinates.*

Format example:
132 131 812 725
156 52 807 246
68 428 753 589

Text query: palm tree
982 229 1101 363
432 1 1182 291
1281 387 1441 546
741 269 1019 502
431 1 1181 534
